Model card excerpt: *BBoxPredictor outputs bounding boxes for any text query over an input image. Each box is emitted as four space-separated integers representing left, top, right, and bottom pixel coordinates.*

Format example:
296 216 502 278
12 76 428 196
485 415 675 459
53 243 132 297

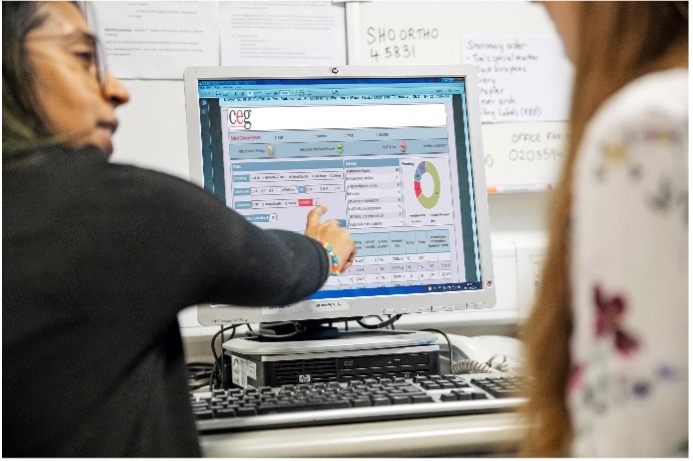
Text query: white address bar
226 103 447 131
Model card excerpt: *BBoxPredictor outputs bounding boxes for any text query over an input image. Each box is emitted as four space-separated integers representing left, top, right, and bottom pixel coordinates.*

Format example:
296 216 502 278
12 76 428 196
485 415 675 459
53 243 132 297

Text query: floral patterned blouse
568 68 688 457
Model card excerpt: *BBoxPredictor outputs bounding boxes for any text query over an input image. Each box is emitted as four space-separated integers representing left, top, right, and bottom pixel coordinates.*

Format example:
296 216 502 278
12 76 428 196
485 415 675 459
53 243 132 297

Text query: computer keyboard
192 373 525 433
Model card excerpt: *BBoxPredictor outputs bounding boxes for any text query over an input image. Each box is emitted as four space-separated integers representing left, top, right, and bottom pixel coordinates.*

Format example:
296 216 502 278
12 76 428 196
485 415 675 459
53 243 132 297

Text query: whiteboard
347 1 571 192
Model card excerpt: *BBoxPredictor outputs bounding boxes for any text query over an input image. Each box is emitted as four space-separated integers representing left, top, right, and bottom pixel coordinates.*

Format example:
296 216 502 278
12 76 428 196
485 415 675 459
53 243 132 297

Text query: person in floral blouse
521 2 688 457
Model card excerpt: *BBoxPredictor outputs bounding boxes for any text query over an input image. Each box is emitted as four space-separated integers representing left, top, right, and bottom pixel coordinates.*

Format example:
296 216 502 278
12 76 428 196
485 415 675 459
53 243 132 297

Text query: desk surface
200 412 525 457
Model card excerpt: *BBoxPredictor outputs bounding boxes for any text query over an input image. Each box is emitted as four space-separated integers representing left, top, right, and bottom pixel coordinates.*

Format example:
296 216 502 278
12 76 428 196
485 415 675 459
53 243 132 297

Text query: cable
420 328 453 364
245 328 304 340
187 361 215 368
357 314 402 329
244 321 307 340
209 361 219 391
451 359 503 374
486 353 511 372
356 315 378 329
210 324 237 371
220 327 227 388
452 353 511 374
209 324 240 390
186 362 214 391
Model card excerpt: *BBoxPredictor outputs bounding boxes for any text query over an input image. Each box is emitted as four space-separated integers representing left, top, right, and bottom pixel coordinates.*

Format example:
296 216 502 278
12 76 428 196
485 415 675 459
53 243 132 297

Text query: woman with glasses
2 2 356 456
521 2 687 457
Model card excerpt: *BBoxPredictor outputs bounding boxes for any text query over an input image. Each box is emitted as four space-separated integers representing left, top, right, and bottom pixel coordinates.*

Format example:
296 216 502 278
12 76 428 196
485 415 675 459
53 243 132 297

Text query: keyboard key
421 381 441 390
193 410 214 420
487 388 520 398
371 396 391 406
258 399 351 414
214 408 237 418
454 391 472 401
350 398 372 407
440 393 458 402
388 395 411 405
410 394 435 404
237 406 258 416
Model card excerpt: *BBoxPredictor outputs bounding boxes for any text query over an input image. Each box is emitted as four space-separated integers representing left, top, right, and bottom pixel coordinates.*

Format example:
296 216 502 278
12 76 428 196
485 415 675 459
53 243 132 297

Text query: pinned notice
87 1 220 79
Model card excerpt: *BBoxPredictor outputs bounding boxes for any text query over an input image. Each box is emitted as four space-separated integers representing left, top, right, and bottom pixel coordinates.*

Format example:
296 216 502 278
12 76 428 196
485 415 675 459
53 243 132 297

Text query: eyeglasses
25 31 109 92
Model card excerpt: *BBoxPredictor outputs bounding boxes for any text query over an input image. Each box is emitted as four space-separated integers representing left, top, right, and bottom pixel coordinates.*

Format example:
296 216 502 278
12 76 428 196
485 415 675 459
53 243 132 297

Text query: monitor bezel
183 65 495 325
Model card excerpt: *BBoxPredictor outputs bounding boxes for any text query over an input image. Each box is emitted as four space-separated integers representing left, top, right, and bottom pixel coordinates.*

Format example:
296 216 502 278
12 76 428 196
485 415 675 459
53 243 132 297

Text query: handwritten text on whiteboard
482 122 568 188
462 35 573 124
365 26 440 63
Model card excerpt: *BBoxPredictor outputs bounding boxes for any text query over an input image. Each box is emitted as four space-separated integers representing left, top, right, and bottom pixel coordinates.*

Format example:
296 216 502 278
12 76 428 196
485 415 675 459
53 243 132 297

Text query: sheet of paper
461 35 573 123
219 1 346 66
87 1 220 79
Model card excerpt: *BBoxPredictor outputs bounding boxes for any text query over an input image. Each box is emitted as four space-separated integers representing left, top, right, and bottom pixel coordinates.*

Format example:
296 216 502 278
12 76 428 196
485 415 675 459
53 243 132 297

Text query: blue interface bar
197 77 467 98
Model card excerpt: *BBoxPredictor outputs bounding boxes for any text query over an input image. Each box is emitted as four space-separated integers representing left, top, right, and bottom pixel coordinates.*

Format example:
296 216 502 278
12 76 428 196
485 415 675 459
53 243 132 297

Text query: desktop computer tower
222 331 441 388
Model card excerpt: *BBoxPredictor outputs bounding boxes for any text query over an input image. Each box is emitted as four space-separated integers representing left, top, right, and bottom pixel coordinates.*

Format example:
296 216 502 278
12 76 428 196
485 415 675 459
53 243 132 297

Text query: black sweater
2 145 329 457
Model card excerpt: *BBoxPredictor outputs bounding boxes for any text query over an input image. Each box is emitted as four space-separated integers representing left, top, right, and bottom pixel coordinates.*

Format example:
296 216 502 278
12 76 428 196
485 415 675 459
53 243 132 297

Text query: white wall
111 80 190 180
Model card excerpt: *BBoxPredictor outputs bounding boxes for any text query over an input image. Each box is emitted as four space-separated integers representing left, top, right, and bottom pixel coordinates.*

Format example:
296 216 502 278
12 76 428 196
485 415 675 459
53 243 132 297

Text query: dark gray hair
2 1 77 158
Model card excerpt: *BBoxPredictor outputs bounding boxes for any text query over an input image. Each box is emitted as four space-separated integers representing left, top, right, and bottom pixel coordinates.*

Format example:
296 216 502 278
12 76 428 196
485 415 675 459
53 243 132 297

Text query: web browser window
196 77 480 300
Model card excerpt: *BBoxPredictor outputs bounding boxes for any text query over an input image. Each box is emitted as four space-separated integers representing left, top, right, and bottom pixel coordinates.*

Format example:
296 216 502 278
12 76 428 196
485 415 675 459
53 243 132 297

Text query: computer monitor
183 65 494 329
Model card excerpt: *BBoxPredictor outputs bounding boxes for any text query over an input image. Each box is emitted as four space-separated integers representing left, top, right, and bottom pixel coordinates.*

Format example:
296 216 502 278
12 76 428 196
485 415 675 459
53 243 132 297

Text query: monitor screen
183 65 495 325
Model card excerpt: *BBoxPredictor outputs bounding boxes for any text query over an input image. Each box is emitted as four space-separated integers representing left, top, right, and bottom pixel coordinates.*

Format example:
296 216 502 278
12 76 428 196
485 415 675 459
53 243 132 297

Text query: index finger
306 205 327 228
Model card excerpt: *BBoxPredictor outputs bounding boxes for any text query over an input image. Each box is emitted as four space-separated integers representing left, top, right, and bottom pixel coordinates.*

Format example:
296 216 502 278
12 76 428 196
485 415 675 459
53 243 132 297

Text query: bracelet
318 241 340 276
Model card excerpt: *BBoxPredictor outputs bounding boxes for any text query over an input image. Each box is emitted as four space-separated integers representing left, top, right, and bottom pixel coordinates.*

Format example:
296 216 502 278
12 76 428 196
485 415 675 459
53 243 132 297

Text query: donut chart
413 161 441 209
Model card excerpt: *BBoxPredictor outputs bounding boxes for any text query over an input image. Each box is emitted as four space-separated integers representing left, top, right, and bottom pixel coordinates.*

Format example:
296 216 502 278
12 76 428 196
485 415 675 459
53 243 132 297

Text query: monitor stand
249 319 351 341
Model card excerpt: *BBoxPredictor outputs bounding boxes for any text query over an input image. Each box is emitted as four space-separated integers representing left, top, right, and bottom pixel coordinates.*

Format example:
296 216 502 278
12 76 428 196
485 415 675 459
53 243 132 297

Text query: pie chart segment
413 161 441 209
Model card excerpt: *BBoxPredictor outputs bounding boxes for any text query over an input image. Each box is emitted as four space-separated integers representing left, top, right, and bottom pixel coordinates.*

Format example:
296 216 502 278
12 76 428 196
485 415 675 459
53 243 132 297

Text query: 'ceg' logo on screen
228 108 252 130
